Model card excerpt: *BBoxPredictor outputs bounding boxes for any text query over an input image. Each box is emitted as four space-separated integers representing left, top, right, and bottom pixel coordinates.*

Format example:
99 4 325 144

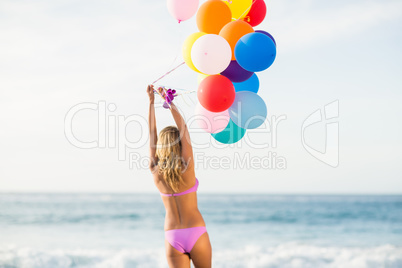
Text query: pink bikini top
160 178 199 197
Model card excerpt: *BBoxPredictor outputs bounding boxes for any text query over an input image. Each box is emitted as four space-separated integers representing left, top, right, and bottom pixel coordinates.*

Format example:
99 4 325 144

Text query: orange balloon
219 20 254 60
196 0 232 34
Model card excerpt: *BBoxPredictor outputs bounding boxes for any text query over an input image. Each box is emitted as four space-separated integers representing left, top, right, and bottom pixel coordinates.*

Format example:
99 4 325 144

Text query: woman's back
152 167 206 230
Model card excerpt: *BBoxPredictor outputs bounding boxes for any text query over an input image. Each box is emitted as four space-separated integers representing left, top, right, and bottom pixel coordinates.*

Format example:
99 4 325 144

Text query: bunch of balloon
181 0 276 144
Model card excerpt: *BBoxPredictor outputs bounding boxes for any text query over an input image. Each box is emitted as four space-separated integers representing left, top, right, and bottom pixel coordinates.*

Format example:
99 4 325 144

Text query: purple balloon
220 60 253 83
255 30 276 46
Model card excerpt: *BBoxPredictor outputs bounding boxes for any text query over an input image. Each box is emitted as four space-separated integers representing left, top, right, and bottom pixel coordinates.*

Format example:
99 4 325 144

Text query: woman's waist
164 211 205 230
164 221 206 231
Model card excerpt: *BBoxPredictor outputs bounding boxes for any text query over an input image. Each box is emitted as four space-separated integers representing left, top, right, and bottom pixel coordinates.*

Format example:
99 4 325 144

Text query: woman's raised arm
147 85 158 170
169 102 194 169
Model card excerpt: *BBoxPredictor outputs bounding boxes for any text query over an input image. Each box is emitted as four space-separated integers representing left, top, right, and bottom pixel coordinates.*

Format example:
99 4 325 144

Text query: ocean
0 193 401 268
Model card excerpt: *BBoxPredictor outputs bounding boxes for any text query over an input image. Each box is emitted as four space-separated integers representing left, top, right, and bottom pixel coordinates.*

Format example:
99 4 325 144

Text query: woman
147 85 212 268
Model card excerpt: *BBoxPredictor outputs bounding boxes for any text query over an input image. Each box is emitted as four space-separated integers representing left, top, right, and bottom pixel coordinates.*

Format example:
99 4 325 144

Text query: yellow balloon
223 0 252 19
197 73 221 84
182 32 207 73
197 73 209 84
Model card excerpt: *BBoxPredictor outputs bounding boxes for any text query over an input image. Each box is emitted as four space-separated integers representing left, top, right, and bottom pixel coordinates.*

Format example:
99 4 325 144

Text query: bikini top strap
160 178 199 197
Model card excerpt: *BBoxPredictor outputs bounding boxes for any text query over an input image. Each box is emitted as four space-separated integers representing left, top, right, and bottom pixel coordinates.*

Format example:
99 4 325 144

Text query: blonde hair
156 126 184 192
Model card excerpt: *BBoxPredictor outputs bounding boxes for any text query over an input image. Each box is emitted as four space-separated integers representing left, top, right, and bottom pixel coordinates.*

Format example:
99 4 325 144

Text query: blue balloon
211 119 246 144
233 73 259 93
229 91 267 129
235 32 276 72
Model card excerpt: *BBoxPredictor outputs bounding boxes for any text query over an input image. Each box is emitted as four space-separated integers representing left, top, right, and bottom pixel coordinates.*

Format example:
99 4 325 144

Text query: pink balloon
194 103 230 133
191 34 232 75
167 0 199 22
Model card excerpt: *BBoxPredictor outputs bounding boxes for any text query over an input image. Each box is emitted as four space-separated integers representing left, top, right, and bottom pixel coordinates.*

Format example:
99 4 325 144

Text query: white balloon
191 34 232 75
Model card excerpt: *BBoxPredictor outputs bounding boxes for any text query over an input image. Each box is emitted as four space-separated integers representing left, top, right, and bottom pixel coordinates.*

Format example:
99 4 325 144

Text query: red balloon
243 0 266 27
197 75 235 112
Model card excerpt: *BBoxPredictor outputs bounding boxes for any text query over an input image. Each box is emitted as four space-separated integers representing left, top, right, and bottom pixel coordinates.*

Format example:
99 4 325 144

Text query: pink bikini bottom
165 226 207 254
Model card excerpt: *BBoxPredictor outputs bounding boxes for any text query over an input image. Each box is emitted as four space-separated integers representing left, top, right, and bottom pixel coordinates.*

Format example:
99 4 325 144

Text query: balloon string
153 89 195 95
153 89 196 97
153 88 196 109
237 0 256 20
151 61 185 85
153 87 171 109
173 90 197 107
175 90 196 96
166 23 185 72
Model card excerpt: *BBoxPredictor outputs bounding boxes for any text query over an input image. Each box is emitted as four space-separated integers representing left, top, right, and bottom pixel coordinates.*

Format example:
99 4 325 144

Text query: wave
1 243 401 268
1 213 142 225
215 243 402 268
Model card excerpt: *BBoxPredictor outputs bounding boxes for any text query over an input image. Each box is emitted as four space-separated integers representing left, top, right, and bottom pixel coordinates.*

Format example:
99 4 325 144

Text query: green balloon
211 119 246 144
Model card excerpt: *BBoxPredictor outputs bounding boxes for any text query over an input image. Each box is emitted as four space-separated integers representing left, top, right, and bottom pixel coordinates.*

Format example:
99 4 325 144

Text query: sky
0 0 401 193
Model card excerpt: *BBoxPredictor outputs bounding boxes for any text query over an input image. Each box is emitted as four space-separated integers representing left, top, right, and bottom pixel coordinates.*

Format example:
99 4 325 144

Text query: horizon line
0 191 401 196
